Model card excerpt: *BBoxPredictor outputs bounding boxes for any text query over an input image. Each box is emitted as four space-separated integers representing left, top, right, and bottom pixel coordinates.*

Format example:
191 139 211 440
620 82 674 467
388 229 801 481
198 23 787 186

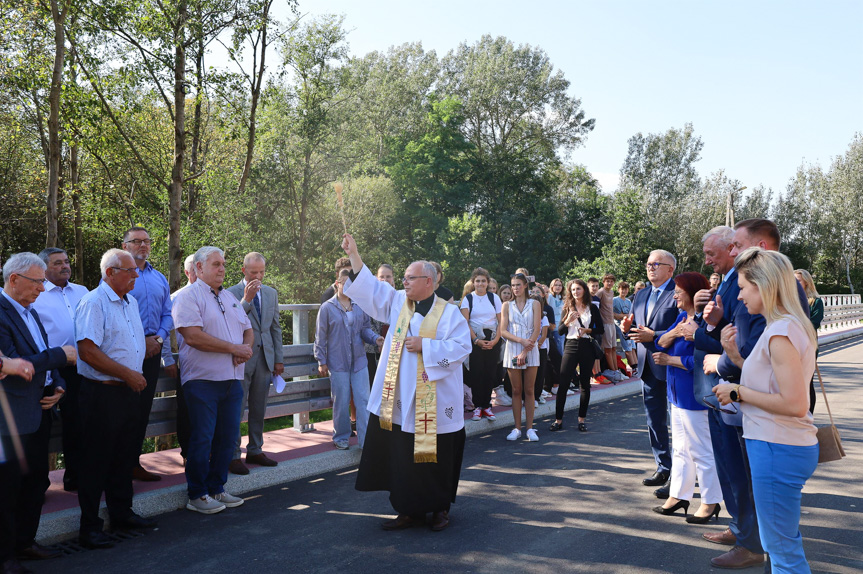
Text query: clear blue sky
266 0 862 195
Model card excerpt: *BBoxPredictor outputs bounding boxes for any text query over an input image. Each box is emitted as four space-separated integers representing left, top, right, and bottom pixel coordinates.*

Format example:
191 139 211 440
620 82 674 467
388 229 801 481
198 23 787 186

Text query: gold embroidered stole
379 296 447 463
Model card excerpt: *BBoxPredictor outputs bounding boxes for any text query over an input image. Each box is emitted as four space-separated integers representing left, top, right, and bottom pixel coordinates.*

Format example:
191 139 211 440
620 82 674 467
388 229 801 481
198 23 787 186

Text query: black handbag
576 314 604 360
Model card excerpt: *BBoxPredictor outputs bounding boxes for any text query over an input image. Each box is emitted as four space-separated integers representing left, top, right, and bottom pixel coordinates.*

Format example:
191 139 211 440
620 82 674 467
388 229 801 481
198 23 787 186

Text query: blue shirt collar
652 278 672 293
1 290 28 314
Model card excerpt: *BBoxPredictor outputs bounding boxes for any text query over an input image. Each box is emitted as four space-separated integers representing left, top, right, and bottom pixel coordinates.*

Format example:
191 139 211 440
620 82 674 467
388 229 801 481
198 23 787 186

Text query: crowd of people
0 217 828 573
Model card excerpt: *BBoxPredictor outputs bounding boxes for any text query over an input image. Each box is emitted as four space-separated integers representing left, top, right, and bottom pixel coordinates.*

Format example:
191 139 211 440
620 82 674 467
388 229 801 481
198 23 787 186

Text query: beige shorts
602 327 616 349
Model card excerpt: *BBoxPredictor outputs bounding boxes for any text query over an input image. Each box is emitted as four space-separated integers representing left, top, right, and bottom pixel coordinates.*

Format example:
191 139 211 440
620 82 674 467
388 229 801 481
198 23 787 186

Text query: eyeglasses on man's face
15 274 46 285
646 262 672 270
401 275 429 285
111 266 138 275
125 239 153 246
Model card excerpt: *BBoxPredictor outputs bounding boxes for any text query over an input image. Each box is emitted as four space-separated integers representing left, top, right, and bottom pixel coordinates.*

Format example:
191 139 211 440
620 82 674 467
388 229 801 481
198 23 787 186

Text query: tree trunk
46 0 68 248
168 0 187 292
187 32 203 214
843 251 855 295
237 1 271 196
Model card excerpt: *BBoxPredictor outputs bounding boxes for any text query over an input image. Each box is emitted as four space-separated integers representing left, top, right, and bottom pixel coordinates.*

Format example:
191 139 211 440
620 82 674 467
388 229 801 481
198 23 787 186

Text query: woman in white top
714 248 818 574
549 279 603 433
460 268 502 422
547 278 565 355
500 273 541 441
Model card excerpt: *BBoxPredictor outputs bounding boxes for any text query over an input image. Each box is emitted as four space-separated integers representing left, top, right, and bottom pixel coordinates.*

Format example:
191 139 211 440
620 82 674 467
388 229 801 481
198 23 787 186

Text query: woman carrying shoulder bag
550 279 603 433
714 248 819 574
460 268 502 422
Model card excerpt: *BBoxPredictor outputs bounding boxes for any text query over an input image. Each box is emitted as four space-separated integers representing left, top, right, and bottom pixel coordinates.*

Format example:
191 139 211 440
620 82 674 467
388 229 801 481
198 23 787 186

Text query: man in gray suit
227 252 284 474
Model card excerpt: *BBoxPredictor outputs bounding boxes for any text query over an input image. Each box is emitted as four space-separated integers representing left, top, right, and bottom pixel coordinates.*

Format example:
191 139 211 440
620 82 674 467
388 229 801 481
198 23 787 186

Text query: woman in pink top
714 248 818 574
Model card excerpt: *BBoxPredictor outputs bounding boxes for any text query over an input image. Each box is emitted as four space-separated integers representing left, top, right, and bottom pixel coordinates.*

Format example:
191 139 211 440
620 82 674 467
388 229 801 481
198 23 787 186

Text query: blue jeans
747 439 818 574
331 368 370 447
184 379 243 499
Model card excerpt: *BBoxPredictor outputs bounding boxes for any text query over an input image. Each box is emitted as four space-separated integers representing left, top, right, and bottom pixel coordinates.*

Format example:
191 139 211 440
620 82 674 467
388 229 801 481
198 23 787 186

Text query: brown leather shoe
132 465 161 482
710 546 764 569
430 511 449 532
246 453 278 467
702 528 737 546
16 542 61 560
228 459 249 475
381 514 421 531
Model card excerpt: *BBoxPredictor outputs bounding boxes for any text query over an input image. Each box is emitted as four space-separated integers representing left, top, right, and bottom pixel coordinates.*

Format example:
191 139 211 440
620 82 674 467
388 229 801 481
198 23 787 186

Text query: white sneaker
526 428 539 442
493 386 513 407
538 395 547 404
566 389 576 396
506 428 522 441
541 390 552 399
186 495 226 514
534 400 539 407
213 491 244 508
471 408 481 422
550 386 559 395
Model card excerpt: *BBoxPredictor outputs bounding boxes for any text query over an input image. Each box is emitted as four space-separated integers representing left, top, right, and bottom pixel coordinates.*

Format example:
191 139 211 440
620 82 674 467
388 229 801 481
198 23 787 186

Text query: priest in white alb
341 233 472 532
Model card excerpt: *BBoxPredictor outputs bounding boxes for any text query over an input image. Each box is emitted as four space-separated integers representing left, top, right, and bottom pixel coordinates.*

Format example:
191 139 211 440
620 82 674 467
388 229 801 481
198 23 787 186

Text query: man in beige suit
226 252 284 474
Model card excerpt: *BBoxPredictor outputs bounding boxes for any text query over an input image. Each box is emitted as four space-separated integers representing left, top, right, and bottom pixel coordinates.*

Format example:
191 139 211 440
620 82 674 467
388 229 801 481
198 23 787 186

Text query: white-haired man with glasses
172 246 253 515
0 252 75 567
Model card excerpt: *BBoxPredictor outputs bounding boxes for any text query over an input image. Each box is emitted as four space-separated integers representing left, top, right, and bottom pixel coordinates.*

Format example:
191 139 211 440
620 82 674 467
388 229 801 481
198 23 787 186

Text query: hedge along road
30 336 863 574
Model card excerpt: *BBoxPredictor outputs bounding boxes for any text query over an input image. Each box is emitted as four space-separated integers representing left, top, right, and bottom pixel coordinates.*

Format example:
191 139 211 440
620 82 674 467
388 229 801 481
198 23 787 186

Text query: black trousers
468 342 499 409
59 365 83 489
131 354 161 466
0 409 52 561
534 348 548 399
78 379 140 534
366 353 378 389
544 341 562 392
555 338 595 420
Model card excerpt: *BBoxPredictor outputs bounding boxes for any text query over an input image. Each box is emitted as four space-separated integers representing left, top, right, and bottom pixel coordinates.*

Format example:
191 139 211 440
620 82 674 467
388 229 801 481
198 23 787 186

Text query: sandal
578 422 587 432
549 421 563 432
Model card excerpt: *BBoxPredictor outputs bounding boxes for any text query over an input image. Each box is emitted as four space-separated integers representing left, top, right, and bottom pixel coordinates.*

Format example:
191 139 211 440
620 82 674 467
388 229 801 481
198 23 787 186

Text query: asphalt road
30 336 863 574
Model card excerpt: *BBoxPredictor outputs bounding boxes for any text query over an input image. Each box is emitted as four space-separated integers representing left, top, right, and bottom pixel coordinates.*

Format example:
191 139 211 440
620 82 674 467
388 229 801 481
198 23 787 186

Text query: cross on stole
418 412 435 433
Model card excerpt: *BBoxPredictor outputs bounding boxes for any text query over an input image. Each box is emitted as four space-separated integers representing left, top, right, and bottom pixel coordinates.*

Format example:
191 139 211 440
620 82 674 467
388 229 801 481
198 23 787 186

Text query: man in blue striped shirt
123 226 174 482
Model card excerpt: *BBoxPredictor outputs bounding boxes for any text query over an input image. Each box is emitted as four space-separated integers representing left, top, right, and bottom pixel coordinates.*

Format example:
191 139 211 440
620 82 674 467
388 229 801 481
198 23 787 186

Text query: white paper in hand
272 374 287 393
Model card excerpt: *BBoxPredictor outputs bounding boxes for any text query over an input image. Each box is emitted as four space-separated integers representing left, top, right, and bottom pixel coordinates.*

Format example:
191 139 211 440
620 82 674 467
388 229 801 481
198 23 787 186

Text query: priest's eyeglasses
402 275 430 285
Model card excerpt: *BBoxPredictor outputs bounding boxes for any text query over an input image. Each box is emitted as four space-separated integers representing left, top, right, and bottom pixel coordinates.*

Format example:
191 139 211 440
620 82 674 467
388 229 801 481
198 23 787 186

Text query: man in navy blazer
624 249 680 488
0 252 76 570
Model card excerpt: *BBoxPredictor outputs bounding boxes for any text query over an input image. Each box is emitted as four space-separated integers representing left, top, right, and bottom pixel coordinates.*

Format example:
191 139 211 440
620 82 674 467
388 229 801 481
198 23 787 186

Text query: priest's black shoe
78 531 114 550
654 480 671 499
642 470 669 487
16 542 61 560
382 514 422 531
430 511 449 532
113 513 158 530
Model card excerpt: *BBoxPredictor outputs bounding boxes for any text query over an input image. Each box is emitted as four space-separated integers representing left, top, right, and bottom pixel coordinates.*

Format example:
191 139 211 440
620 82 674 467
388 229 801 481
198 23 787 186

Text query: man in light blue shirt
75 248 155 548
122 226 173 481
33 247 89 492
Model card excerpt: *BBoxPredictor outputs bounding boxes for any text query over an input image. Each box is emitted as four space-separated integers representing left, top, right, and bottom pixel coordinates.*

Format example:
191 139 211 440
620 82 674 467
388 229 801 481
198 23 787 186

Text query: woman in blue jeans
715 248 819 574
315 269 382 450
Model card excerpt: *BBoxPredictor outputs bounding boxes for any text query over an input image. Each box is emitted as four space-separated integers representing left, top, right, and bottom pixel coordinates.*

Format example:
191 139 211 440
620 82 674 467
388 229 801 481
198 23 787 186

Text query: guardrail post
293 307 315 433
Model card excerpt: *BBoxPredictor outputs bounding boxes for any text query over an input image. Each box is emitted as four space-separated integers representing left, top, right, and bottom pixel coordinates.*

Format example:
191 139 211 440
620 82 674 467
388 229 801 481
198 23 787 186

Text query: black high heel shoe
652 499 690 516
686 503 721 524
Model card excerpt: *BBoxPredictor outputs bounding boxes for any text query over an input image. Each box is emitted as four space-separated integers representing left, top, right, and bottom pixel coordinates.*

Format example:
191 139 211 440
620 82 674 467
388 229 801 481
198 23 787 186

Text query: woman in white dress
500 273 542 442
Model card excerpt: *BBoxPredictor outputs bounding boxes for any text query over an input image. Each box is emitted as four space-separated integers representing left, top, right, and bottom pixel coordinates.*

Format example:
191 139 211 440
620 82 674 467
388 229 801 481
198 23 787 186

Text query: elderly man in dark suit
623 249 679 490
226 252 284 474
0 252 76 573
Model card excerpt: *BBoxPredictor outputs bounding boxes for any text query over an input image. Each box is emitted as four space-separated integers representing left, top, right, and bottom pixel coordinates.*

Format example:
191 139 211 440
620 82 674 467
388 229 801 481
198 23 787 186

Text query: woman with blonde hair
714 248 818 574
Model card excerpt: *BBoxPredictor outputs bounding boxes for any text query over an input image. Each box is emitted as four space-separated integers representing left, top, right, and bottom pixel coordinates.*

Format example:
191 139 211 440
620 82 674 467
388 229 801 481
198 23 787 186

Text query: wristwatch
729 384 743 403
154 336 164 345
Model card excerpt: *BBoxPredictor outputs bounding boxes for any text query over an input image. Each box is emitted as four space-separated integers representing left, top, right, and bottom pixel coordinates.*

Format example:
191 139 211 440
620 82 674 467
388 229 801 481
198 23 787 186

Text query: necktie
253 293 262 319
647 288 661 323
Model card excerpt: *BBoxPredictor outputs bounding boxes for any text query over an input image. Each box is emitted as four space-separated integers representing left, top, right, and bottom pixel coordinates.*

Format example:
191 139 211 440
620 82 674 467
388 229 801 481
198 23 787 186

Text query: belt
85 378 126 387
